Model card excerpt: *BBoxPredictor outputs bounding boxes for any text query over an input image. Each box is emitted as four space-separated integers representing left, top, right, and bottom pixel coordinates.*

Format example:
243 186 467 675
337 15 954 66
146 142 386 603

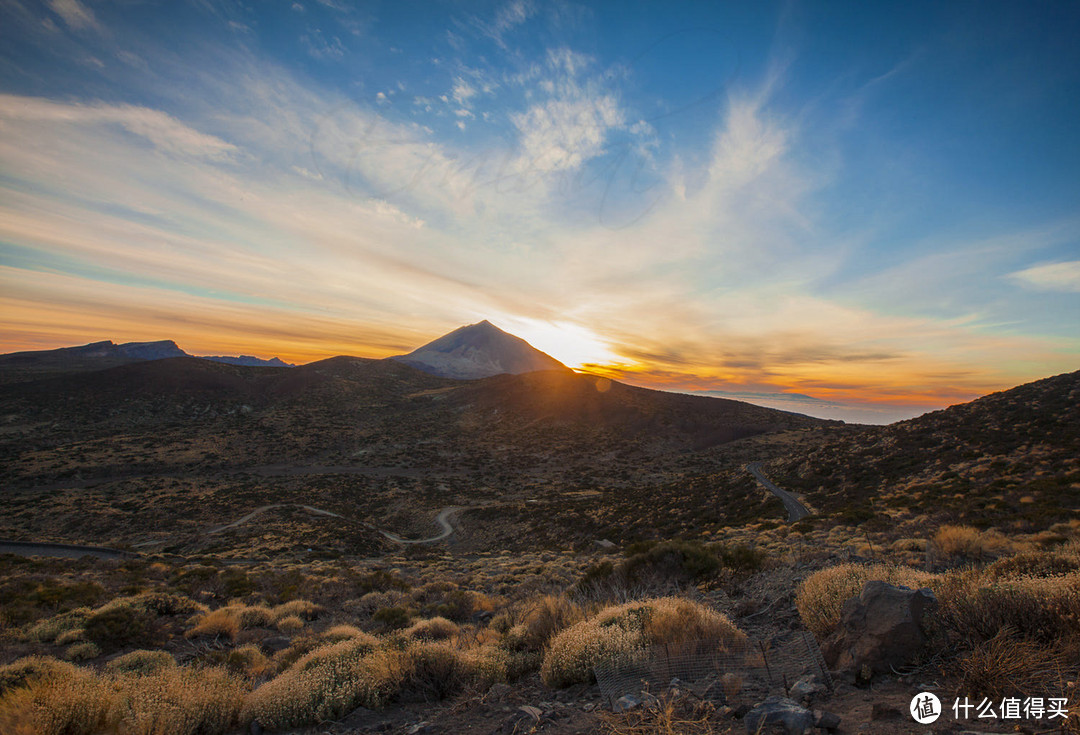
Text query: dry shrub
402 616 459 641
242 637 399 729
23 609 91 643
0 656 79 696
795 563 936 639
111 665 243 735
397 641 501 701
933 525 1013 562
0 664 112 735
953 627 1067 700
224 645 272 679
105 650 177 677
517 595 584 652
599 694 722 734
227 604 273 629
271 600 321 622
937 572 1080 649
321 625 366 643
276 615 305 634
55 628 86 646
541 597 744 688
984 550 1080 580
65 642 100 662
185 608 240 640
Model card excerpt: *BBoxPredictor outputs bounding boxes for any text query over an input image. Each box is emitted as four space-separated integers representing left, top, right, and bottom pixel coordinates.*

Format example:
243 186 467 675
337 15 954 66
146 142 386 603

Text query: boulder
822 580 937 675
787 674 824 704
613 694 641 713
743 696 815 735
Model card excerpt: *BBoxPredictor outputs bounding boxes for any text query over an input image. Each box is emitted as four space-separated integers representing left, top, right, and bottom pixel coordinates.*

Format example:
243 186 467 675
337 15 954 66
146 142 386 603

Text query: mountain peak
392 321 569 379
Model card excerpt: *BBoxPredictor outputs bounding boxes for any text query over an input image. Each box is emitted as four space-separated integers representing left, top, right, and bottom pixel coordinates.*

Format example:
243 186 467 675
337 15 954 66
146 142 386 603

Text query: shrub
0 656 79 696
111 665 243 735
83 605 156 652
402 616 459 641
0 664 112 735
954 628 1067 700
223 645 272 679
105 650 177 677
373 606 412 630
933 525 1013 562
64 643 100 662
984 551 1080 580
795 563 936 639
398 641 505 702
271 600 321 622
276 615 305 634
321 625 369 643
185 608 240 641
541 597 745 688
242 638 400 729
23 609 91 643
55 628 86 646
510 595 583 652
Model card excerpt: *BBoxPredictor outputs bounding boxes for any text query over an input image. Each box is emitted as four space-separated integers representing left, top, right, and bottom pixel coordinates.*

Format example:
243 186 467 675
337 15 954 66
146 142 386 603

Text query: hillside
767 369 1080 532
392 320 569 379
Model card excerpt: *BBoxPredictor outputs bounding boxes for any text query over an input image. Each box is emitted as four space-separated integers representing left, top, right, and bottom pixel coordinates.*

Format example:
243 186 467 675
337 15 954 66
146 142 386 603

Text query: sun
495 318 620 369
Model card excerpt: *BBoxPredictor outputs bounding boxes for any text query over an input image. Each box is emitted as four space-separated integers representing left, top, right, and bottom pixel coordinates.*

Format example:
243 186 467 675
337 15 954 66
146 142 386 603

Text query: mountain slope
769 369 1080 530
392 320 569 379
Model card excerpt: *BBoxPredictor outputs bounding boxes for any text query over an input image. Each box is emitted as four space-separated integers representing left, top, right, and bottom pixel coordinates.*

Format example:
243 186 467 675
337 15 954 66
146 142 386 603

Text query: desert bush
105 650 177 677
227 604 273 629
0 664 112 735
83 605 156 652
223 644 272 679
24 608 91 643
0 656 79 696
933 525 1013 562
65 642 100 662
513 595 584 652
111 665 244 735
953 627 1067 700
242 638 401 729
186 608 240 641
541 597 745 688
795 563 937 639
984 551 1080 580
271 600 321 622
321 625 370 643
402 616 459 641
55 628 86 646
373 606 412 630
398 641 493 701
276 615 305 634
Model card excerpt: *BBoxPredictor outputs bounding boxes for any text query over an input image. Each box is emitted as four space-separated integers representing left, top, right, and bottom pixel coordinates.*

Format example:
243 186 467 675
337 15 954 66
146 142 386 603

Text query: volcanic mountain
392 320 569 379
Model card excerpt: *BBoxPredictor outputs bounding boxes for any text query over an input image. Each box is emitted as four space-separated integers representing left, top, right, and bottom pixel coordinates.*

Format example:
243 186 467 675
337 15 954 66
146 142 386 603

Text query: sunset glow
1 1 1078 423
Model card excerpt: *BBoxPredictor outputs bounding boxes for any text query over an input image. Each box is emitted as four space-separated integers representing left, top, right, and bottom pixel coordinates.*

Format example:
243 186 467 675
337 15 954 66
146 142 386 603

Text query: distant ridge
0 340 292 384
392 320 569 379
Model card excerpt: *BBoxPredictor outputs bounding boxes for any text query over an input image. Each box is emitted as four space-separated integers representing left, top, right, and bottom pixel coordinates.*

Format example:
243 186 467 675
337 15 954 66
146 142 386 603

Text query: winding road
746 462 811 522
377 506 481 544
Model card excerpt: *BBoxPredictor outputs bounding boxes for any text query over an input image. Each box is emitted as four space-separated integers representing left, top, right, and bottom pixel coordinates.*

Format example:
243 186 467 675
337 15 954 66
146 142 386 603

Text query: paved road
206 504 345 535
746 462 811 522
378 506 481 544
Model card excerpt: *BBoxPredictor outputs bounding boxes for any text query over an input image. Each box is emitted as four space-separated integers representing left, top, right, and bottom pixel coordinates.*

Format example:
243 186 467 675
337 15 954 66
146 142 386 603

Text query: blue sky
1 0 1078 422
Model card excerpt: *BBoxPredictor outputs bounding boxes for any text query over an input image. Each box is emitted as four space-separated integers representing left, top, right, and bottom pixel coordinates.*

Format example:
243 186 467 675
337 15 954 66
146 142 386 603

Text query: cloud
1008 260 1080 293
47 0 99 31
0 95 237 160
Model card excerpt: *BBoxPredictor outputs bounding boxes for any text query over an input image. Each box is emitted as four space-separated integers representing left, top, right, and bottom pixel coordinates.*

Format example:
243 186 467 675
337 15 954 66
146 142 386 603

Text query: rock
640 692 660 709
337 706 377 729
487 682 513 701
407 723 432 735
613 694 642 713
501 706 542 734
248 721 262 735
822 581 938 676
743 696 815 735
259 636 291 654
813 709 842 731
788 674 824 704
595 539 616 549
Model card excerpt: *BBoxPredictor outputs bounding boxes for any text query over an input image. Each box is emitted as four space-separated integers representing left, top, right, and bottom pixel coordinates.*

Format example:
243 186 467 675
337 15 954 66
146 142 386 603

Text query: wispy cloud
47 0 99 32
1008 260 1080 293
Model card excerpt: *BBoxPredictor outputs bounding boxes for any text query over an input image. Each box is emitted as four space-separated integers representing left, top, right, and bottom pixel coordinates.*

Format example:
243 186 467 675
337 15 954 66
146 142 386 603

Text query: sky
1 0 1078 423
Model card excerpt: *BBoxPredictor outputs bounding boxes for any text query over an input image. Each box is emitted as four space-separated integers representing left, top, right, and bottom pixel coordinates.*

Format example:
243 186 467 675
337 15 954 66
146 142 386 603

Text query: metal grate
593 633 832 709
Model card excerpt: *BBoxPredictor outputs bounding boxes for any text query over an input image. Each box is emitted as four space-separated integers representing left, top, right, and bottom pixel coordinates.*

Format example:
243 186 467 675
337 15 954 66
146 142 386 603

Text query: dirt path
0 540 134 560
206 504 344 534
746 462 811 522
377 505 481 544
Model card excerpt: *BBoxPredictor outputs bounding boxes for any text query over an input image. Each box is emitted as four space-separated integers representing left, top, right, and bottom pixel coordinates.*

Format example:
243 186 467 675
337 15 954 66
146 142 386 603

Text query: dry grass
185 608 240 640
953 627 1068 700
276 615 305 634
0 657 79 696
599 695 723 734
402 616 460 641
271 600 321 622
541 597 745 688
109 666 244 735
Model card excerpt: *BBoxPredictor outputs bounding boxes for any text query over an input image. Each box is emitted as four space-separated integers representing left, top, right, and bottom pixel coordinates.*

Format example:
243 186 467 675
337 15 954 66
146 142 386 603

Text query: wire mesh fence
593 632 832 709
